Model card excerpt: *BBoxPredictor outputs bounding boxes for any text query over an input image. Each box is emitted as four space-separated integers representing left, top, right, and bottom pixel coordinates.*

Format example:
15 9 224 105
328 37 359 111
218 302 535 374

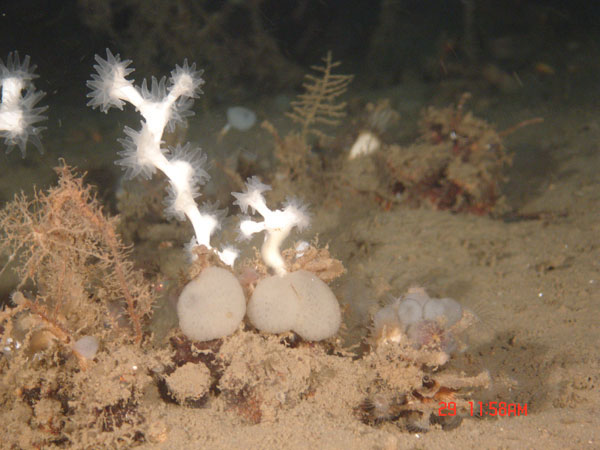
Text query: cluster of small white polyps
233 176 309 275
0 52 47 157
86 49 238 265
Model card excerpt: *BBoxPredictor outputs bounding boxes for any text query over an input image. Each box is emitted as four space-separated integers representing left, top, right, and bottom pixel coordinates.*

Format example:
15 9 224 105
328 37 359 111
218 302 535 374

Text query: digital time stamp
438 401 528 417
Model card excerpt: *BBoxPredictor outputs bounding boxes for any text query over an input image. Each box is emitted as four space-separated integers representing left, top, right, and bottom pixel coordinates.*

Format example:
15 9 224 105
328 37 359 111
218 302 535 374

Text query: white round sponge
177 267 246 341
246 274 299 334
247 270 341 341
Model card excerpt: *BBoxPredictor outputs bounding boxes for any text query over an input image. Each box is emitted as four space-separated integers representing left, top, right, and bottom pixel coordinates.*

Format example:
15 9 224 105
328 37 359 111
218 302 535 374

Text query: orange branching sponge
0 160 153 345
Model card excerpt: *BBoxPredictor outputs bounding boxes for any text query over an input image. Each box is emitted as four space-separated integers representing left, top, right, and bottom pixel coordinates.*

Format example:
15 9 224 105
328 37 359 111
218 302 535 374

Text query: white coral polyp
86 49 137 113
116 125 162 180
233 176 271 215
0 51 47 157
169 60 204 99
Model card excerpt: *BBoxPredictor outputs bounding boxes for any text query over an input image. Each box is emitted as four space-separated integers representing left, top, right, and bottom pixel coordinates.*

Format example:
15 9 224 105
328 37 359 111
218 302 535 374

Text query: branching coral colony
86 49 238 266
0 50 491 447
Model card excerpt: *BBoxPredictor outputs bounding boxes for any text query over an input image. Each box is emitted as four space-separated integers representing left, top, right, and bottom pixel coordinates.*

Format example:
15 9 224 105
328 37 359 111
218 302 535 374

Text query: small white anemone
219 106 256 140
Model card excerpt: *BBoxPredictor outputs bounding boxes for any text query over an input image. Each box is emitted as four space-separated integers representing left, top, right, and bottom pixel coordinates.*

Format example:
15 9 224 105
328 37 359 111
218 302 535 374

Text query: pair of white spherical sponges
177 267 341 342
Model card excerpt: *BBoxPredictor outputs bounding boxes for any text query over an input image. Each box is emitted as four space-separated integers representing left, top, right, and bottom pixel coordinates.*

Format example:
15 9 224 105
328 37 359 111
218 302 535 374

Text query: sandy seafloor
0 69 599 449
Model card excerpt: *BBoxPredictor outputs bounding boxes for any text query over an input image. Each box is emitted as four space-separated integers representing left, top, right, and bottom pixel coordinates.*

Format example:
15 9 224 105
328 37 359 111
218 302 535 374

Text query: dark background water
1 0 599 210
2 0 600 101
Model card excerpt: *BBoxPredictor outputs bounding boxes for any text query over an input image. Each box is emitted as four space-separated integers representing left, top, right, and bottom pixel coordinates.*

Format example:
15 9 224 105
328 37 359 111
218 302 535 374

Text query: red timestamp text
438 401 527 417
